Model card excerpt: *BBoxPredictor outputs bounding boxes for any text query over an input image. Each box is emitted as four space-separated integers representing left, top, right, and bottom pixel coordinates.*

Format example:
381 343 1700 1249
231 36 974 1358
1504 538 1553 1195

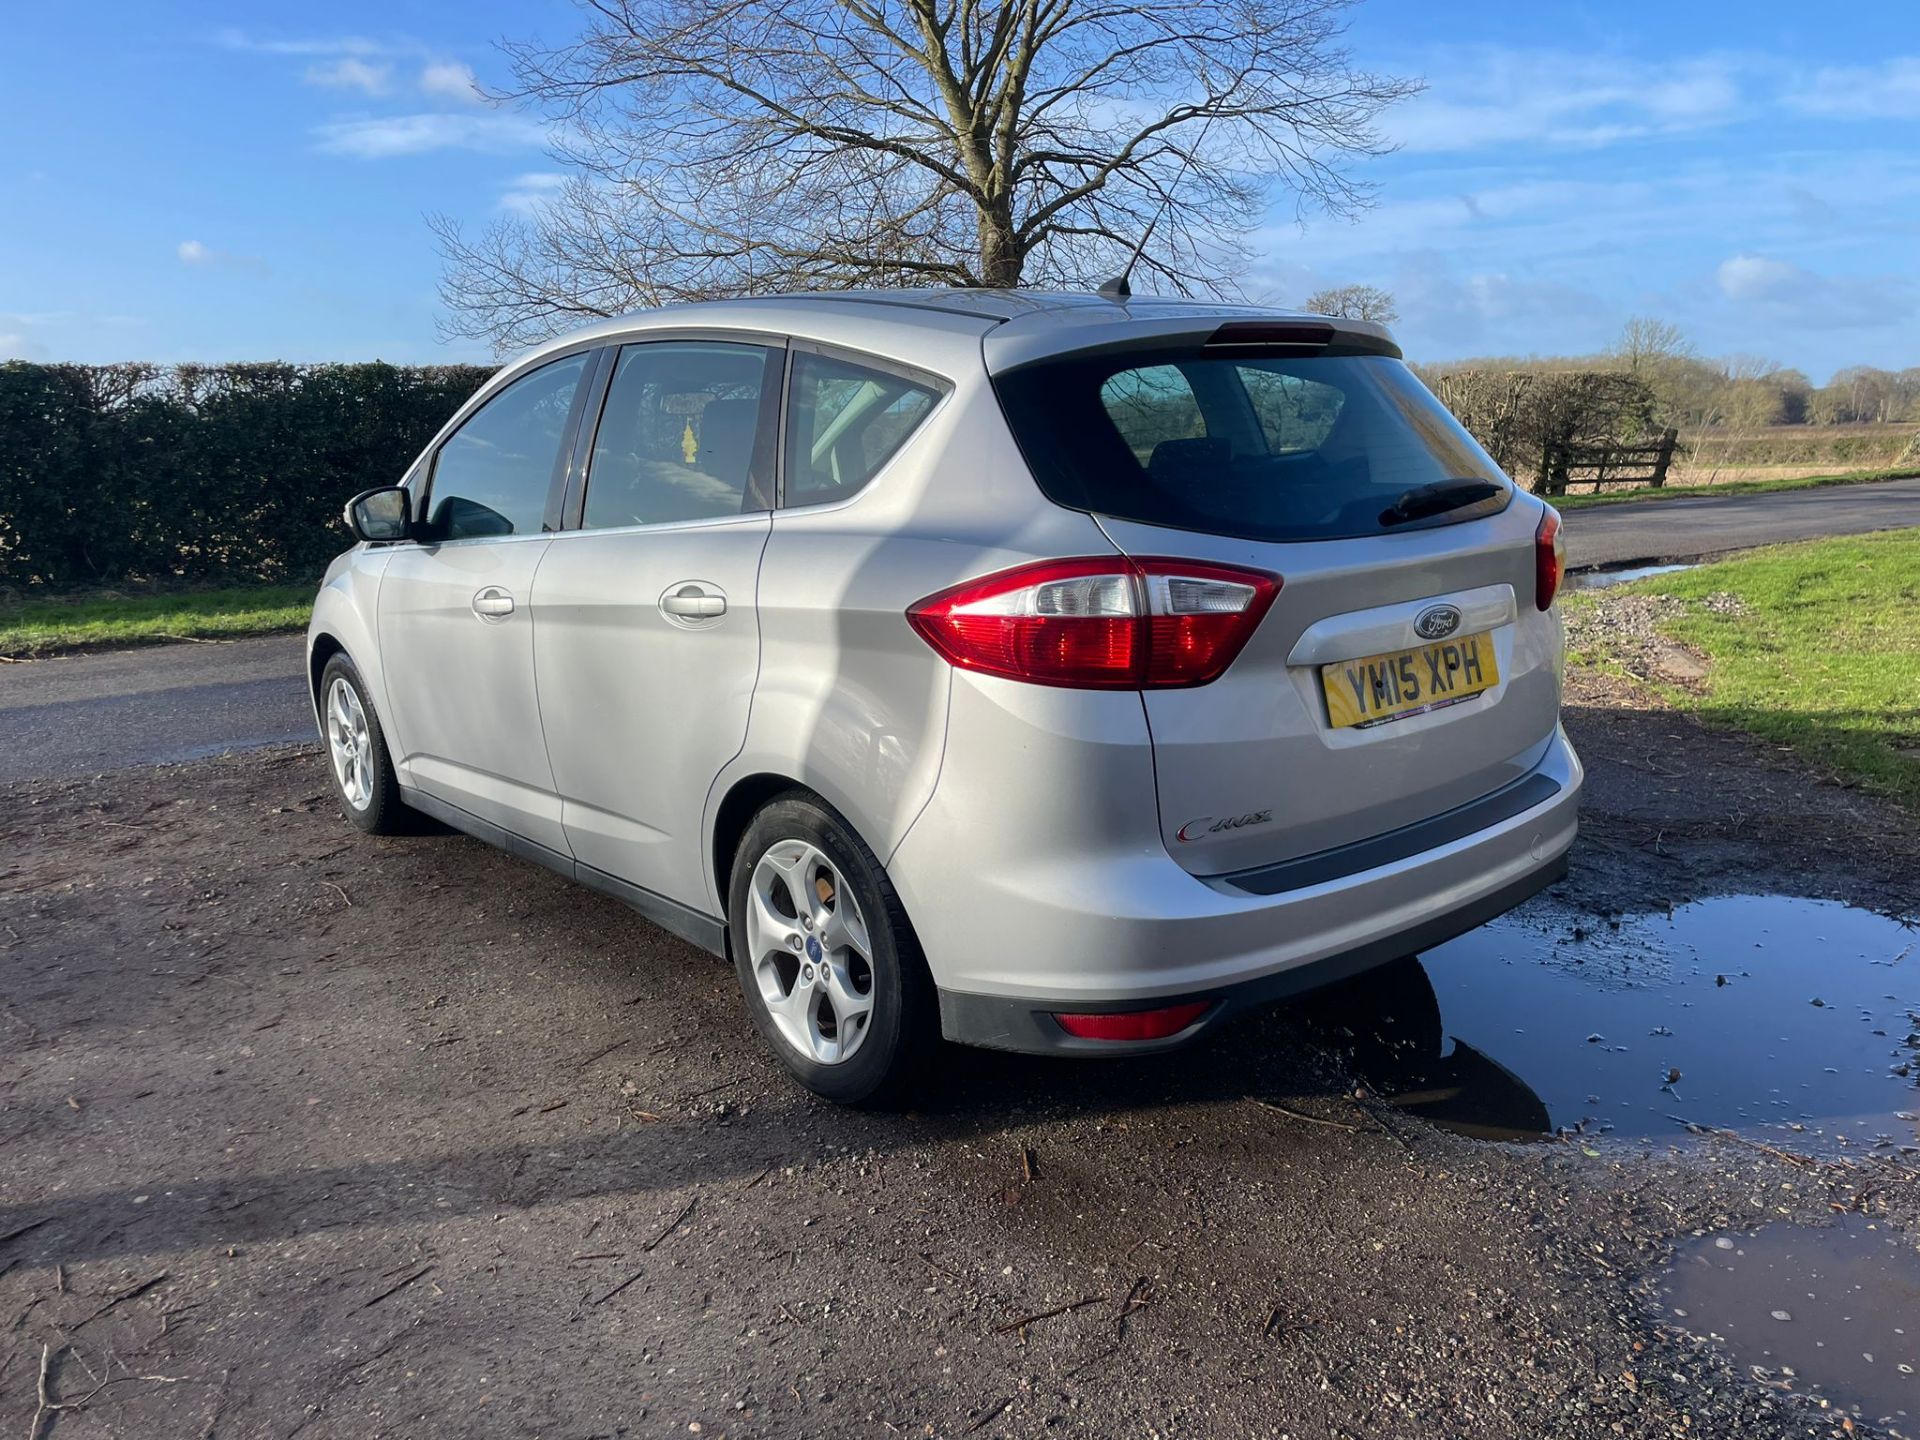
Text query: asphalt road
0 633 311 782
0 476 1915 781
1560 474 1920 568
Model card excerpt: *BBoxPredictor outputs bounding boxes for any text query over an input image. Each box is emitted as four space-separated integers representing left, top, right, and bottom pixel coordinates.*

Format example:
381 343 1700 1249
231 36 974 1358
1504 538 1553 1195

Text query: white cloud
305 57 393 94
313 112 547 158
1386 49 1748 154
1386 48 1920 155
1715 254 1800 302
420 60 482 103
177 239 267 274
1787 57 1920 120
498 171 569 214
0 332 49 361
1388 251 1615 352
1715 253 1913 329
215 29 391 58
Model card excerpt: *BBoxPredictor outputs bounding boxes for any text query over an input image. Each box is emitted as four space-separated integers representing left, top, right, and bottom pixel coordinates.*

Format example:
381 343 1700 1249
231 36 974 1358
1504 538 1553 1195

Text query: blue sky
1 0 1916 380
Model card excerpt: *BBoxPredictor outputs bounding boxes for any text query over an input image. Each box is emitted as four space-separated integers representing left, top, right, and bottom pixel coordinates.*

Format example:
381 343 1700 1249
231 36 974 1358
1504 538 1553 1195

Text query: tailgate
1100 502 1563 877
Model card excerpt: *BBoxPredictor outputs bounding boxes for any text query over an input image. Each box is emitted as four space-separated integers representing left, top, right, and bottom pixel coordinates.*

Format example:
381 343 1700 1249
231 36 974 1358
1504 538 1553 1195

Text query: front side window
783 350 941 507
424 352 588 541
581 341 778 529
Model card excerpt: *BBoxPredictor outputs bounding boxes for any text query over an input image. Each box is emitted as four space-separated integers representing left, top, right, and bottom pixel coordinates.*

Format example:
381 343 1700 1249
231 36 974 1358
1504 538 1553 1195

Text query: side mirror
345 486 412 543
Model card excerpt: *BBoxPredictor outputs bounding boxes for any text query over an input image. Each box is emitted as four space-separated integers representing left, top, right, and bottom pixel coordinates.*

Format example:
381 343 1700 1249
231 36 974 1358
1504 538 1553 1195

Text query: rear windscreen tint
994 351 1512 542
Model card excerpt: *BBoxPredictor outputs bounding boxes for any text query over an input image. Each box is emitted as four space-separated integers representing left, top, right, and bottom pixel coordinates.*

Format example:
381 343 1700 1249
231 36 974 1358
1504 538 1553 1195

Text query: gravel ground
3 674 1917 1439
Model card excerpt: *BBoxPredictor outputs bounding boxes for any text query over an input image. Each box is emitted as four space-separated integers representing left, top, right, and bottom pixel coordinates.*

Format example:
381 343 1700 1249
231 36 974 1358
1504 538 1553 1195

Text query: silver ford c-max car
309 288 1581 1103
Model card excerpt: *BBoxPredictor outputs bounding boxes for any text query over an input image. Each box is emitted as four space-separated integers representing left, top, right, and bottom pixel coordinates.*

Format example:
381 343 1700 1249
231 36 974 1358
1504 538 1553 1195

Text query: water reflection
1299 895 1919 1149
1571 561 1699 590
1658 1216 1919 1437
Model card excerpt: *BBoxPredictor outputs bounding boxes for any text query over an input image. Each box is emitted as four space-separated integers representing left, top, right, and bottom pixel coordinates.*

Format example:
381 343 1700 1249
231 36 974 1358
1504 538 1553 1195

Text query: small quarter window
783 351 940 507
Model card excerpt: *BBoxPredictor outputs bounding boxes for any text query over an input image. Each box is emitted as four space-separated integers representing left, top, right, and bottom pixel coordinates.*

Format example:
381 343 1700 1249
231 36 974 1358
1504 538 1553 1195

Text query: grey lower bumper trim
1211 771 1563 897
937 854 1566 1055
399 786 728 957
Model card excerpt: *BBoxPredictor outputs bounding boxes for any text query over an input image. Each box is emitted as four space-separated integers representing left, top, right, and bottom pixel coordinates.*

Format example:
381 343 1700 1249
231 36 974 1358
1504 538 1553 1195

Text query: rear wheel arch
711 773 807 930
710 776 917 954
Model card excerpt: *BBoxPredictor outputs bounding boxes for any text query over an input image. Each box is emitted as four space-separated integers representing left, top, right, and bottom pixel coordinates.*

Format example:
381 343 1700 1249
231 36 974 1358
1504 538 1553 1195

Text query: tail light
1534 507 1565 610
907 557 1280 689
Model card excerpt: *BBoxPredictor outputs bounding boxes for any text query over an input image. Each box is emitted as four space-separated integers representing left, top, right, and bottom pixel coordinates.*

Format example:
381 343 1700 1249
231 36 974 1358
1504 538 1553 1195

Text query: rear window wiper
1379 477 1504 528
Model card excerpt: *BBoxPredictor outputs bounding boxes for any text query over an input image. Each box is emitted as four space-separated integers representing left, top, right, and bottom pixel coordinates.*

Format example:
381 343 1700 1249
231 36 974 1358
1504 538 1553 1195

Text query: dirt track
3 672 1918 1439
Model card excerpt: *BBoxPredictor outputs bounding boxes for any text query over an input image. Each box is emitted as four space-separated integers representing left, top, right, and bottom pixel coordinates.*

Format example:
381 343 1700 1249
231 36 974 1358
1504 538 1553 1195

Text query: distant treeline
0 361 492 587
1421 318 1920 432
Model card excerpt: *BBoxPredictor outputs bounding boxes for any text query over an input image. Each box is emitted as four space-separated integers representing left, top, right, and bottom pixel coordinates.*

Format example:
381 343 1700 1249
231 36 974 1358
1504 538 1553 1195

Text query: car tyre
728 792 934 1106
319 653 410 836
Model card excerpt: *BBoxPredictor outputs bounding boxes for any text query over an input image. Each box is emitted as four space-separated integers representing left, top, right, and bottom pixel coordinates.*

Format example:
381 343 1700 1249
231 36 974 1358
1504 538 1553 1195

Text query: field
1563 531 1920 807
1555 421 1920 496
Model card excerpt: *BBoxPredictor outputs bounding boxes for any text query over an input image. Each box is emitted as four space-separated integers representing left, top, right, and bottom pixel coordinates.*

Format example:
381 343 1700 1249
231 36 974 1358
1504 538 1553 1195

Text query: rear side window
783 351 940 507
582 341 778 528
424 352 588 541
995 351 1510 542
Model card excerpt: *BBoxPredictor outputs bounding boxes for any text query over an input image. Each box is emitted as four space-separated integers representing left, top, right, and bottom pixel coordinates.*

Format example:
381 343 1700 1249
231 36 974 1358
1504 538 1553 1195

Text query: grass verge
1551 466 1919 510
1562 532 1920 807
0 585 312 659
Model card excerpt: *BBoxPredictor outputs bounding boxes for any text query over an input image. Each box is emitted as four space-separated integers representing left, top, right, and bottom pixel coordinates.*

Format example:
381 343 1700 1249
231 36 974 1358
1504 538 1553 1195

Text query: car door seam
525 538 577 860
697 512 777 916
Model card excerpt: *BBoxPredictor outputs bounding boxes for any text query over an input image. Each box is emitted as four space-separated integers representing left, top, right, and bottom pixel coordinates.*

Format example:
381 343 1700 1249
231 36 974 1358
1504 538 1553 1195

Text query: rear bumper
939 854 1565 1054
899 723 1581 1055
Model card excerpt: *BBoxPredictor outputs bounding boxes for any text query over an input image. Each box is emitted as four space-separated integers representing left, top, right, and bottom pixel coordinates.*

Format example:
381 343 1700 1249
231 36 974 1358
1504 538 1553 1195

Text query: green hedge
0 361 493 587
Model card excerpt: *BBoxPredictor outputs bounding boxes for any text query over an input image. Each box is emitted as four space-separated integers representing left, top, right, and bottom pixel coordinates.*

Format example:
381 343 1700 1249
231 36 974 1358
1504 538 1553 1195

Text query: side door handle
659 583 727 620
472 586 516 619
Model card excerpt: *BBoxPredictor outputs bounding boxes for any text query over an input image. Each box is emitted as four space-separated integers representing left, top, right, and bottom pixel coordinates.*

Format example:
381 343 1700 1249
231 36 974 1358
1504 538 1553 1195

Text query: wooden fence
1538 427 1679 495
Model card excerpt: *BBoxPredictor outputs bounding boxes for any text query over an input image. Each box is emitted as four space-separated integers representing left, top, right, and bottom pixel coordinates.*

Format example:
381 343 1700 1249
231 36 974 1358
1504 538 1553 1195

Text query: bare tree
1300 282 1396 322
434 0 1420 350
1608 316 1694 374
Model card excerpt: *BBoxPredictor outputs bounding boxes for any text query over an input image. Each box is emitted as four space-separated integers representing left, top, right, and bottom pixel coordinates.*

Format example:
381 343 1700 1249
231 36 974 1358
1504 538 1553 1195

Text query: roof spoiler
1205 318 1399 358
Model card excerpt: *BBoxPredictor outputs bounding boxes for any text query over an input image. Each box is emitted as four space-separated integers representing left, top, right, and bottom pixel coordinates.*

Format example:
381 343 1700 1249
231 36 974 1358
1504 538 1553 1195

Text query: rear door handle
472 586 516 619
660 583 727 619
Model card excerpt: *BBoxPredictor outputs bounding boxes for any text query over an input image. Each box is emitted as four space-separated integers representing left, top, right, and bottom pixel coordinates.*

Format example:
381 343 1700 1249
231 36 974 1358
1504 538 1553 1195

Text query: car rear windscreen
992 349 1513 543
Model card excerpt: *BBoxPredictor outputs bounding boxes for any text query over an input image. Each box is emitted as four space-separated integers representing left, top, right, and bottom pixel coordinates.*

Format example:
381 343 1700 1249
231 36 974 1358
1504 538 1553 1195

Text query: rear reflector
1534 507 1565 610
1054 1002 1212 1042
907 557 1280 689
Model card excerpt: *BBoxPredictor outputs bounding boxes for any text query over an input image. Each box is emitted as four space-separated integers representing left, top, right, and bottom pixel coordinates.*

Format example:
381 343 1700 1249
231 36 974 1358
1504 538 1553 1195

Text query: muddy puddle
1300 894 1919 1149
1655 1216 1920 1437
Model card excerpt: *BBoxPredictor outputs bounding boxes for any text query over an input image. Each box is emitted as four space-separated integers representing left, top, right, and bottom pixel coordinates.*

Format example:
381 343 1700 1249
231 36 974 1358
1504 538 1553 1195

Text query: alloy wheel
326 676 374 811
745 839 876 1064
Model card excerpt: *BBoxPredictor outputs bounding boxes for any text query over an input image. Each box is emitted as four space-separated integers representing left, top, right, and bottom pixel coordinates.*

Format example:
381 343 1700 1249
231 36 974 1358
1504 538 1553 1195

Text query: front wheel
727 794 933 1106
319 653 408 835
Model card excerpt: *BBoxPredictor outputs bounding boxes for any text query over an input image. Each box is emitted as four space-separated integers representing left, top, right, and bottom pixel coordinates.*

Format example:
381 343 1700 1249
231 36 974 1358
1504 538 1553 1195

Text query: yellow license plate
1321 632 1499 729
